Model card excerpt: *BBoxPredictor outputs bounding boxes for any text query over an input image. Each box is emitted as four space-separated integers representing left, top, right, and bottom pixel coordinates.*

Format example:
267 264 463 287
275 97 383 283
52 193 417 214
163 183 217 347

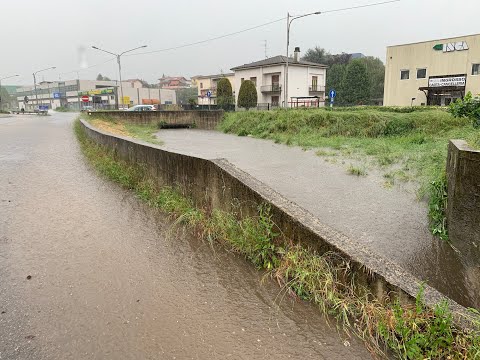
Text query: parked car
127 105 155 112
81 106 95 112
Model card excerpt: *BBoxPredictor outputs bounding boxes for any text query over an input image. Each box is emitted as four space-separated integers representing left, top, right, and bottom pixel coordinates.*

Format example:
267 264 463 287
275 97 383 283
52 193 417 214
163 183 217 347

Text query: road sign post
329 89 337 108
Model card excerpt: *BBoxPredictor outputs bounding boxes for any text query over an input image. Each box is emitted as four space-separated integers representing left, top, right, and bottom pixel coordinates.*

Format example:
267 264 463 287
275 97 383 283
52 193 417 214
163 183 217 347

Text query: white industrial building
231 48 327 108
16 79 176 110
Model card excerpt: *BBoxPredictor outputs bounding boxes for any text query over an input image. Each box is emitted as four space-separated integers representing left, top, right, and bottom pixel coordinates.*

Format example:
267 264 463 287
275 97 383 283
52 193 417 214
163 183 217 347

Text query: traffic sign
329 89 337 99
206 90 212 98
81 95 89 102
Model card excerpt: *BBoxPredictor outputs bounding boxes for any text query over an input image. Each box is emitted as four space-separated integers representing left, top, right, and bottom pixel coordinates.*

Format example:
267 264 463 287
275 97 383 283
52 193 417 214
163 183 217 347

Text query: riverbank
219 107 480 240
75 118 480 359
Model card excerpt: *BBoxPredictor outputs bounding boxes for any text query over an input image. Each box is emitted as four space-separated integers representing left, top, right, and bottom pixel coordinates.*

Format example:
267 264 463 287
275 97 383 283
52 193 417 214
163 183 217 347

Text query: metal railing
260 84 282 93
309 85 325 93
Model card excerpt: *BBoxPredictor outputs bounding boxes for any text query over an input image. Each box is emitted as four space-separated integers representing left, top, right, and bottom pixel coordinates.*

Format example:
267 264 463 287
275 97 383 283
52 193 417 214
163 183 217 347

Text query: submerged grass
75 118 480 359
219 108 480 240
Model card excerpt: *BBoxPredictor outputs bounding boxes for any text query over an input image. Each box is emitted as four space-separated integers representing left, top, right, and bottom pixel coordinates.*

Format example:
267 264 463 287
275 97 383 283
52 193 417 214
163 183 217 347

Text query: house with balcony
191 73 234 105
231 48 327 108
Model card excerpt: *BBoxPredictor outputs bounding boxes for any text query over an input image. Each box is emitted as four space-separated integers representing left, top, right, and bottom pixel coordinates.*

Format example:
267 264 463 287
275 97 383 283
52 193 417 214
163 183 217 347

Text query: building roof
231 55 327 71
191 73 234 80
387 33 480 48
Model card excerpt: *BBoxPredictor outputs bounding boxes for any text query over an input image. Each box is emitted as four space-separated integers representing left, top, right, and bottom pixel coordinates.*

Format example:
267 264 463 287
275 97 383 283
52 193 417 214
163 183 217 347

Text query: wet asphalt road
156 129 479 308
0 113 372 359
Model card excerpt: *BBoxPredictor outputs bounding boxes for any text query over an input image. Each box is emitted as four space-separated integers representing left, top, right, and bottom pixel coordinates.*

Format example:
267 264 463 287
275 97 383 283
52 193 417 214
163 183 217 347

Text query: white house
231 48 327 108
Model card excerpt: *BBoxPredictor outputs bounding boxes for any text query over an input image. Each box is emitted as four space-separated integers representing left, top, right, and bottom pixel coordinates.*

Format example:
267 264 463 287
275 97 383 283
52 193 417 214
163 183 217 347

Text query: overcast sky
1 0 478 85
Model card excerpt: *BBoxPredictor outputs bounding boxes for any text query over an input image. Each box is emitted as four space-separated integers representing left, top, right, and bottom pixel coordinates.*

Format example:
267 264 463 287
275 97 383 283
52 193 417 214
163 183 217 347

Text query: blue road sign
206 90 212 98
38 105 49 111
329 89 337 99
53 92 61 99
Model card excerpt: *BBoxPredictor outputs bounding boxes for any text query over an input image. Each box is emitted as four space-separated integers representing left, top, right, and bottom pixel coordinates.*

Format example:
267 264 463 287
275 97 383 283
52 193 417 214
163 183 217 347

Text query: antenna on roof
264 40 268 59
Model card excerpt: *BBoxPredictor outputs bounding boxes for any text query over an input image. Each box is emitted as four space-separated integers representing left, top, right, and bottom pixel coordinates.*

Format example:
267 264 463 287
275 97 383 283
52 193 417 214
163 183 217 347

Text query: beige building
191 73 234 105
384 33 480 106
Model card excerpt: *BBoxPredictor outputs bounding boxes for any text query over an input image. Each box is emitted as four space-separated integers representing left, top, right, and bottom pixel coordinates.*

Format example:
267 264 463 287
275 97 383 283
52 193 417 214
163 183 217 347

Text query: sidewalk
155 129 477 308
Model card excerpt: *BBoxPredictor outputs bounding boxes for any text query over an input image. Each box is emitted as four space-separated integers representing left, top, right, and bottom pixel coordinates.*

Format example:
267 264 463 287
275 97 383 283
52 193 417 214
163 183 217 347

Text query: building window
417 68 427 79
250 77 257 86
400 70 410 80
472 64 480 76
241 78 244 83
200 82 203 89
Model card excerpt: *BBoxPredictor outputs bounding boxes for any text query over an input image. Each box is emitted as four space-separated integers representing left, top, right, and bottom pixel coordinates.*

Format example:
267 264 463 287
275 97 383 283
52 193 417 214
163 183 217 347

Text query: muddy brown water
0 113 372 359
155 129 480 310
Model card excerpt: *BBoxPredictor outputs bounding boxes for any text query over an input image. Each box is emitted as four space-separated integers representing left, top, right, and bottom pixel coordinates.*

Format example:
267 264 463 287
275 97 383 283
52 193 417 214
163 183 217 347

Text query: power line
320 0 401 14
127 17 286 56
53 0 401 78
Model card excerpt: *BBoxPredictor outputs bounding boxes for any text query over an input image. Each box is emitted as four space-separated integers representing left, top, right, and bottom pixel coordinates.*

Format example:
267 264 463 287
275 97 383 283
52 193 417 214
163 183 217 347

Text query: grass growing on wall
219 108 480 240
75 118 480 359
83 114 163 145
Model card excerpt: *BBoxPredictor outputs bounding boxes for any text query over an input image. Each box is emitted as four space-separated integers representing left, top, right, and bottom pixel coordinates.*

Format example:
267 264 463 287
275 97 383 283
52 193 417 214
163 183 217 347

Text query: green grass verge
219 108 480 240
75 118 480 359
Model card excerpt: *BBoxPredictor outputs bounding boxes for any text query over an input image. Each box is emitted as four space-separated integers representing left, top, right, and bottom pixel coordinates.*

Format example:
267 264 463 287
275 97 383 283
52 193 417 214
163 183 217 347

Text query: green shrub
216 78 234 110
237 80 257 110
448 92 480 127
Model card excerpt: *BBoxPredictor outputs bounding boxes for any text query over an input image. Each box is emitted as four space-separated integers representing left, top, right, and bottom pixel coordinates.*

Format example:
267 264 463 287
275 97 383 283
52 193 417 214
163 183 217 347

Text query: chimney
293 47 300 63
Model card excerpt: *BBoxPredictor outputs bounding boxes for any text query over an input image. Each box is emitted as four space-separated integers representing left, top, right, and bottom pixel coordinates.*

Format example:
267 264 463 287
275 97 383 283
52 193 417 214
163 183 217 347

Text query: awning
418 86 465 91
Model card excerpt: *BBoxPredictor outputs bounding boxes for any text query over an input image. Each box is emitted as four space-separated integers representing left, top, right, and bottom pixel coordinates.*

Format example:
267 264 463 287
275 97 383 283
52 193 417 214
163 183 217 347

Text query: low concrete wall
447 140 480 253
79 119 471 327
88 110 224 130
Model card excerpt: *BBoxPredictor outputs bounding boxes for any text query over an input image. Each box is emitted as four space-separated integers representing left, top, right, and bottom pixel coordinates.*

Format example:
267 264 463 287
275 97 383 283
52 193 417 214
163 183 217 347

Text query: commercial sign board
433 41 469 53
53 92 61 99
428 76 466 88
78 88 115 96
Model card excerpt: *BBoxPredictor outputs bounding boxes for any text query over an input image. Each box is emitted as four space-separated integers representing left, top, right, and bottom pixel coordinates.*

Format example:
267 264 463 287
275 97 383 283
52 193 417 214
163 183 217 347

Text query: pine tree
341 60 370 105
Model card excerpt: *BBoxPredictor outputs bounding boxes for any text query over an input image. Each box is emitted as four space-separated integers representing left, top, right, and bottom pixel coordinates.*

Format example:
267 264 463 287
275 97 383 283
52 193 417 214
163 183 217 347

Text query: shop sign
78 88 114 96
433 41 469 53
428 76 466 88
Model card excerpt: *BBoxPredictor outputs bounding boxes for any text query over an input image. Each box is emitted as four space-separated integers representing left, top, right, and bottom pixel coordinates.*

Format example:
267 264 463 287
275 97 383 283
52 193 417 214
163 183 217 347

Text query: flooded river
0 113 371 359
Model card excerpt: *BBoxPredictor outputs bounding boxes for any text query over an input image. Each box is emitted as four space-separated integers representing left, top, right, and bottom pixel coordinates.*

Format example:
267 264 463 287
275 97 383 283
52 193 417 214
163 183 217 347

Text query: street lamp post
0 74 19 110
284 11 321 108
91 45 147 109
33 67 56 110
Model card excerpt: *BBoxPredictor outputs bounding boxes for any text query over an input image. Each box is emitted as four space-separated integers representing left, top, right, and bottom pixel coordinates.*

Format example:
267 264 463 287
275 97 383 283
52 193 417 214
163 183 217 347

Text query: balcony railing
261 84 282 93
309 85 325 93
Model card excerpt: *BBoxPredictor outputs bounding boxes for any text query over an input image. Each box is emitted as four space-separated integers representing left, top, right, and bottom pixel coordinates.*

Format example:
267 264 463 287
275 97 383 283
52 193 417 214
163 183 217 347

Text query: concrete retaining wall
447 140 480 253
79 118 471 328
87 110 224 130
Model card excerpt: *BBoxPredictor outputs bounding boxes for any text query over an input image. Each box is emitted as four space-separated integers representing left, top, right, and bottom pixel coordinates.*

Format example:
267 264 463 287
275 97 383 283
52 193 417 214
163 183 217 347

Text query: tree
302 47 352 67
326 64 347 103
357 56 385 101
216 78 233 109
0 87 11 110
176 87 198 104
302 46 331 65
341 60 370 105
237 80 257 110
96 73 111 81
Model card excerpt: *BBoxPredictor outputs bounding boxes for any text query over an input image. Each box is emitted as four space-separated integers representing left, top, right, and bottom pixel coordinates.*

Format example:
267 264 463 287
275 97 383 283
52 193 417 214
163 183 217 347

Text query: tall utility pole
0 74 19 110
33 67 56 109
91 45 147 109
284 11 321 108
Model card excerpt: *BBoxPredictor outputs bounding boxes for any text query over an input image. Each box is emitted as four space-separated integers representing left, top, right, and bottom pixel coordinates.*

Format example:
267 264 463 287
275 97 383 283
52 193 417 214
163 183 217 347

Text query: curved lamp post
91 45 147 109
284 11 321 108
33 67 56 108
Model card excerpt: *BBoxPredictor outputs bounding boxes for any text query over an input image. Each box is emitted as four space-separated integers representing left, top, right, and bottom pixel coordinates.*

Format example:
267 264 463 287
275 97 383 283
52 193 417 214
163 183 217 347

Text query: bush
216 78 234 110
237 80 257 110
448 92 480 128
